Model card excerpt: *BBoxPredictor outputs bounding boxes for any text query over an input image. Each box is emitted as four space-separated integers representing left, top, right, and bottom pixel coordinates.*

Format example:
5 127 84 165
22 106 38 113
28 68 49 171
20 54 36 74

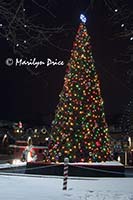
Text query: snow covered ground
0 174 133 200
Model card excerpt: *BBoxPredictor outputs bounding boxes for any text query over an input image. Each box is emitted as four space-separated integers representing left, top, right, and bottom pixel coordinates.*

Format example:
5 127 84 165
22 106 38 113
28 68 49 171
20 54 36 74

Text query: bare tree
0 0 69 56
0 0 72 75
104 0 133 64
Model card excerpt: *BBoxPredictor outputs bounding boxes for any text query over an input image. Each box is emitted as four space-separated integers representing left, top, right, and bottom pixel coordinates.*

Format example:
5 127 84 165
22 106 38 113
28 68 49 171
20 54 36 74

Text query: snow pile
0 174 133 200
0 161 26 169
68 161 123 166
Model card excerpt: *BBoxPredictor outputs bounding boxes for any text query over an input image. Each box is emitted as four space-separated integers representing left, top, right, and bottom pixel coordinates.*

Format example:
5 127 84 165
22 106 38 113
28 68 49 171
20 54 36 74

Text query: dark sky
0 0 132 125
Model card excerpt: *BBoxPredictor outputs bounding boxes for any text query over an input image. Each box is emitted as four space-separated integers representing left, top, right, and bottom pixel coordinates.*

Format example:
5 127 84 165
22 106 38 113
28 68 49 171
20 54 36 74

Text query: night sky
0 0 132 125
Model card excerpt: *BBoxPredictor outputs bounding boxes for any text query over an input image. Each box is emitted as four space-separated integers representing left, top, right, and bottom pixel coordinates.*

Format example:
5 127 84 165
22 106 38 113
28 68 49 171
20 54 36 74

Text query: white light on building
118 156 121 162
128 137 132 148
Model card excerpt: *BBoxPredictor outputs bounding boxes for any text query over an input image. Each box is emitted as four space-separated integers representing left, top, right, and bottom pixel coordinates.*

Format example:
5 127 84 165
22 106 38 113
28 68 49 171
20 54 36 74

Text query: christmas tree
49 15 111 163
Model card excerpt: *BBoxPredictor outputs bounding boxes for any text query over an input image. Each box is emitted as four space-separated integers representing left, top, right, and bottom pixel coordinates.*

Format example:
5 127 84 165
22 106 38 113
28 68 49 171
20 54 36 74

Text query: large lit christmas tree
49 15 111 163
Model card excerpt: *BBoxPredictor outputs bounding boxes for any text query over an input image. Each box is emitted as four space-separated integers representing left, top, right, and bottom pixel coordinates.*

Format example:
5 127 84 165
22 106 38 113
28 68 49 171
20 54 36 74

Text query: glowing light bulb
130 37 133 41
80 14 87 23
121 24 124 27
115 9 118 12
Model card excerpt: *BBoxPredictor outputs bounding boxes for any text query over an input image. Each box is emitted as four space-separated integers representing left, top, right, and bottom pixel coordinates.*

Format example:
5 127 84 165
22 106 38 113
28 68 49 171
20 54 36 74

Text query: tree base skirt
26 161 125 177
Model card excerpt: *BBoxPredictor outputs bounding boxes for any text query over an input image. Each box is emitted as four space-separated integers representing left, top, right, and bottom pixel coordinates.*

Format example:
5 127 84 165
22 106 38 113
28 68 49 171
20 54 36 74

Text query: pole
63 157 69 190
128 137 131 148
125 151 127 166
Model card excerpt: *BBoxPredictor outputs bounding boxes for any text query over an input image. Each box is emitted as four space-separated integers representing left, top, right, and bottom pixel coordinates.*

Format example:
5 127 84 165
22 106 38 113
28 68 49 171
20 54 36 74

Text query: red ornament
66 63 71 73
66 67 69 73
18 121 22 128
96 141 101 147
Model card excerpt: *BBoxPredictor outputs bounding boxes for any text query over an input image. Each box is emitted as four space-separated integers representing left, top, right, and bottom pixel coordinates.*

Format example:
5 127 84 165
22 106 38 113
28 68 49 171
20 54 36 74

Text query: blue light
80 14 87 23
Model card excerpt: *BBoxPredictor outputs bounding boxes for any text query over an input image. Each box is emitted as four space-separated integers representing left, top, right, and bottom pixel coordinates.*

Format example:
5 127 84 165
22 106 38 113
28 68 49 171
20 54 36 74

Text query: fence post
125 151 128 166
63 157 69 190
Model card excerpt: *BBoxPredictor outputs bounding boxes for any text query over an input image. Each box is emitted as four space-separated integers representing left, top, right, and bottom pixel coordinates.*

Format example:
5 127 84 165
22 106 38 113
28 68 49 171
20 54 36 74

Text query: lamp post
128 137 132 148
128 136 132 165
123 139 128 166
125 137 132 166
125 151 128 166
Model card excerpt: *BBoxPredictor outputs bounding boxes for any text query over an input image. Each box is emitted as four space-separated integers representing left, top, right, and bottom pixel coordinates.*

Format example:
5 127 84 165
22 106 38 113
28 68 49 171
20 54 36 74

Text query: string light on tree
115 9 118 12
121 24 125 27
130 37 133 41
48 15 111 163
